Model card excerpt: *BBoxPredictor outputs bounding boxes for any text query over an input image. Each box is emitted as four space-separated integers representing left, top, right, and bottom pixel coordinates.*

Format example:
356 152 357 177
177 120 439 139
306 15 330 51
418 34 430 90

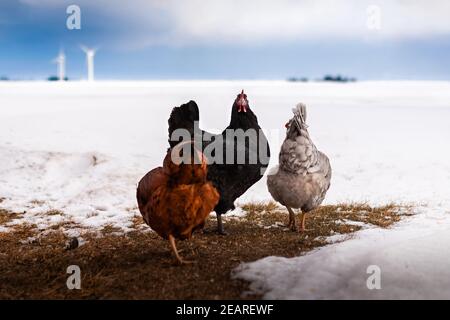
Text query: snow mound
234 207 450 299
0 145 139 230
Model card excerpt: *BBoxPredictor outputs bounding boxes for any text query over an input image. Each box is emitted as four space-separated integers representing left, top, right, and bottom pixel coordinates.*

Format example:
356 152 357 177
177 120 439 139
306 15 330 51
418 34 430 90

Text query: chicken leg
216 214 228 235
169 234 194 265
299 211 309 233
285 207 297 231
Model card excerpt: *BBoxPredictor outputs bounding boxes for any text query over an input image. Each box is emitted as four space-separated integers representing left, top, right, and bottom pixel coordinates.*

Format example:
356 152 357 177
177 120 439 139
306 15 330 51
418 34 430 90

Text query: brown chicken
136 141 219 264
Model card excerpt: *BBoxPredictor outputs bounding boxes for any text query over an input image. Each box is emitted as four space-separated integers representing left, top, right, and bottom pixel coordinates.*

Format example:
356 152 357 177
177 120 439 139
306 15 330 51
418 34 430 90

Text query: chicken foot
169 234 195 265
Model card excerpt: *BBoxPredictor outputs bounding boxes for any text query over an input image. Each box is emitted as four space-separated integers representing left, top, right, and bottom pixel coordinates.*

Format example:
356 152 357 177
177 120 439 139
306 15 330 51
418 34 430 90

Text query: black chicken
168 90 270 234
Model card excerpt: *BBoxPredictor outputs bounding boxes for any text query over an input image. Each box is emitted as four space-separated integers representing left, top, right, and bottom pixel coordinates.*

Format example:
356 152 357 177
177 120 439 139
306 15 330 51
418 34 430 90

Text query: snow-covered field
1 80 450 298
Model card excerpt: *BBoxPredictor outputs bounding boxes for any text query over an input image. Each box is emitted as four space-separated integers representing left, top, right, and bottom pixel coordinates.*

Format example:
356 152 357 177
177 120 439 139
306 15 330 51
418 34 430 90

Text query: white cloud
20 0 450 46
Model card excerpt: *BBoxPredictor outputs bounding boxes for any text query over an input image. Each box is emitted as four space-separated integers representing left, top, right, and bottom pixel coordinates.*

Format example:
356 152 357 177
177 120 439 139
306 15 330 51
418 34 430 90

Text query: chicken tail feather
168 100 200 148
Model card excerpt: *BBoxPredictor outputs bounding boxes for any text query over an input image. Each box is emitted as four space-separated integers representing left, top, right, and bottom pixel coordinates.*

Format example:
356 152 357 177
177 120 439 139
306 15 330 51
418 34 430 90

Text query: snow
235 208 450 299
1 80 450 298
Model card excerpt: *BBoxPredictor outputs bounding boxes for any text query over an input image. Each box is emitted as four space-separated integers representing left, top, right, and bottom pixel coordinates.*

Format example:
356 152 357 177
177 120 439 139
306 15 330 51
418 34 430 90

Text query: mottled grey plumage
267 103 331 232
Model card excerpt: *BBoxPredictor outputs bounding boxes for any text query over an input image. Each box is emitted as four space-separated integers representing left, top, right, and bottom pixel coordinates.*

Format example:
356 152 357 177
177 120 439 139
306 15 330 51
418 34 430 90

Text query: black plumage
168 91 270 234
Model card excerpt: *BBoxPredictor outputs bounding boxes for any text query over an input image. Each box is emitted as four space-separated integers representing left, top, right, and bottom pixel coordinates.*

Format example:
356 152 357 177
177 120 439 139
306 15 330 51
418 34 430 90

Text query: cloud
18 0 450 47
163 0 450 42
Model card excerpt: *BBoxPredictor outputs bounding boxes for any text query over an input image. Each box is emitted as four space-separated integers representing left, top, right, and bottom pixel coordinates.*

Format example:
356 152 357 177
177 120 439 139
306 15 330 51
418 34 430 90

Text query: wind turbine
80 45 98 81
53 50 66 81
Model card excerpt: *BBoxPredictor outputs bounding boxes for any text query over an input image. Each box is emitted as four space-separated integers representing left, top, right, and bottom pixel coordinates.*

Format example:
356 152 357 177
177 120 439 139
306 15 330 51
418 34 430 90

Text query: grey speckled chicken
267 103 331 232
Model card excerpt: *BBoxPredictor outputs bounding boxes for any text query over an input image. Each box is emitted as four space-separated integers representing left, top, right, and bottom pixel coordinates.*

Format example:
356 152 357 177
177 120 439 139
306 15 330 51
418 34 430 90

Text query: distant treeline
47 76 69 81
288 75 357 83
0 76 70 81
1 76 71 81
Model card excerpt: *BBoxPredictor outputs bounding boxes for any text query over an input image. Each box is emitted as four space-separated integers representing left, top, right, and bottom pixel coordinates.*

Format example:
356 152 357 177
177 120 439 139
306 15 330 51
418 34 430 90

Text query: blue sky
1 0 450 80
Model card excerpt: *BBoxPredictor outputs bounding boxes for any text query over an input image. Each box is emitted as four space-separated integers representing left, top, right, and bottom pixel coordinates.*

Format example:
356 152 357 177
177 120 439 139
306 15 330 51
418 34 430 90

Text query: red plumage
136 142 219 263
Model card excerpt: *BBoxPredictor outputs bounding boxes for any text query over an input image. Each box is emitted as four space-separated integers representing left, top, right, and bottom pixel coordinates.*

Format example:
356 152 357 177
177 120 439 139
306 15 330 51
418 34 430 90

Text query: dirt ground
0 203 411 299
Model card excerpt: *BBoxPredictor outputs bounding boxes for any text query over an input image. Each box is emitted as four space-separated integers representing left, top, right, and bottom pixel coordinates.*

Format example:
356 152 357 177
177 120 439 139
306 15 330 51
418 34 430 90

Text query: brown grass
46 210 65 216
0 203 411 299
0 209 21 225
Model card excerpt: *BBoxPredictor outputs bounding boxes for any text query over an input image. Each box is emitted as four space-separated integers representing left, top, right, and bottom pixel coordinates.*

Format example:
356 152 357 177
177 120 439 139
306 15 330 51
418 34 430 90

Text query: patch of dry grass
46 210 64 216
241 201 279 214
0 202 412 299
242 202 412 239
30 199 46 206
100 224 124 235
48 220 80 231
0 209 21 225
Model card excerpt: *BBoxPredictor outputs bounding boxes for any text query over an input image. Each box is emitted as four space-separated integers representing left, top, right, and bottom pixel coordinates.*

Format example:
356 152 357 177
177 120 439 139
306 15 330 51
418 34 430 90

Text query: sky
1 0 450 80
